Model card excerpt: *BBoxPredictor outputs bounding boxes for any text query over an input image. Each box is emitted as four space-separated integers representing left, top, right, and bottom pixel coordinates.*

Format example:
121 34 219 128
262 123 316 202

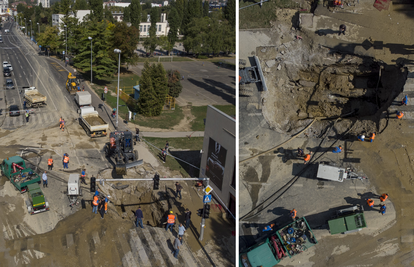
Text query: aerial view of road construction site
0 3 236 265
239 0 414 266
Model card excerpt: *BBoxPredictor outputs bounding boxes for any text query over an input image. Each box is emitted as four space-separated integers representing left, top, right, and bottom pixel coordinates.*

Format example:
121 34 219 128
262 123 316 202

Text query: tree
224 0 235 29
183 17 209 54
167 70 182 97
17 4 25 13
90 0 103 22
151 63 169 112
74 0 89 10
104 7 116 23
60 0 71 16
123 6 131 22
174 0 184 27
111 22 140 65
130 0 142 30
166 7 179 53
143 8 158 55
203 1 209 17
138 61 160 117
37 26 61 53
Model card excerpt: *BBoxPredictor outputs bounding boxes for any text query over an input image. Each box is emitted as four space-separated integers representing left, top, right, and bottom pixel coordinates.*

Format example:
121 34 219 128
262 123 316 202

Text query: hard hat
170 211 173 214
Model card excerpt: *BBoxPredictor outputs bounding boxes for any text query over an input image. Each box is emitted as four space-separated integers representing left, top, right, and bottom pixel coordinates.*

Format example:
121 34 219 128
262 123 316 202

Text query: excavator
66 72 80 95
104 131 143 175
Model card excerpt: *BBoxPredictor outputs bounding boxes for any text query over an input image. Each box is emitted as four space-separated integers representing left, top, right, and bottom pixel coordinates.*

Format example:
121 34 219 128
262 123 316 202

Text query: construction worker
80 169 87 185
92 195 99 214
165 211 176 232
290 209 297 221
357 134 365 142
110 136 116 149
105 196 109 214
367 198 374 208
380 193 388 203
332 145 343 153
370 132 376 143
402 95 408 106
303 152 312 164
380 204 386 215
48 156 53 170
263 224 275 232
63 154 69 169
397 111 404 119
25 111 29 122
61 119 65 131
297 148 304 157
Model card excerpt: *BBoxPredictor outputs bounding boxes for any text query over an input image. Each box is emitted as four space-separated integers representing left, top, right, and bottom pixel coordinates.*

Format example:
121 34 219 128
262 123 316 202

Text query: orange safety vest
367 199 374 207
93 196 98 206
64 156 69 163
105 202 108 211
380 194 388 202
371 133 375 140
397 112 404 119
167 214 175 224
290 209 297 218
48 158 53 165
304 154 311 162
59 118 63 123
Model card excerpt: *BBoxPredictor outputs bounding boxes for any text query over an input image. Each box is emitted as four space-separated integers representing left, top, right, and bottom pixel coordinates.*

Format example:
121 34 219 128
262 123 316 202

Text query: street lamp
88 37 93 84
24 18 26 36
37 22 39 34
29 19 31 40
114 49 121 129
64 25 67 60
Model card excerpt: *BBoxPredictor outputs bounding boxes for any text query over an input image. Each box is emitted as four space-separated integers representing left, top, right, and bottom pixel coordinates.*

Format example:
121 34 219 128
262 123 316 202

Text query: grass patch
132 106 184 129
240 0 299 29
136 57 192 62
91 73 140 94
144 137 204 177
191 105 236 131
95 88 130 118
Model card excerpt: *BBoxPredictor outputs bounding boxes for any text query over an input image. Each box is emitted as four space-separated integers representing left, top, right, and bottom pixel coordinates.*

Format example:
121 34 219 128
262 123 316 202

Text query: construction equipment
75 91 91 107
328 205 367 235
316 163 368 183
23 87 47 108
25 183 49 215
67 174 82 208
66 72 80 95
239 56 267 97
0 156 41 193
79 106 109 137
104 131 143 175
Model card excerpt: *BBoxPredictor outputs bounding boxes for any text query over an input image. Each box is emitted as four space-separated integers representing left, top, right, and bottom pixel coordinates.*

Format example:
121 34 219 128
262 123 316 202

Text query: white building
163 1 168 6
139 13 169 37
74 10 90 23
52 11 90 32
38 0 50 8
111 11 123 22
0 0 9 14
52 14 65 30
151 3 162 7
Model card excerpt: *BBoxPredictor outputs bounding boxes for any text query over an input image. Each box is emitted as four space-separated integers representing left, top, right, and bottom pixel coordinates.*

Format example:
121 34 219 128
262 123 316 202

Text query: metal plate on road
203 195 212 203
104 86 108 93
203 185 213 195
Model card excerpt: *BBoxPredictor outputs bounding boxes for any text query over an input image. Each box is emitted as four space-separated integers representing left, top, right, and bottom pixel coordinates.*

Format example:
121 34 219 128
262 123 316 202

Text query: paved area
129 61 235 106
141 131 204 138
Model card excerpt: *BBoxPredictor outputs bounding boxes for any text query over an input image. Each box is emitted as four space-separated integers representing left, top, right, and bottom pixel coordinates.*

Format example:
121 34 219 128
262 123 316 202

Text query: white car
2 61 8 68
4 29 9 33
5 63 12 71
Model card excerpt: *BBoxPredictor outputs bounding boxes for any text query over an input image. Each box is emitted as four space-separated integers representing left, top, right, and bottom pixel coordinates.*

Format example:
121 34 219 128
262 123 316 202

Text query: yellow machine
66 73 79 95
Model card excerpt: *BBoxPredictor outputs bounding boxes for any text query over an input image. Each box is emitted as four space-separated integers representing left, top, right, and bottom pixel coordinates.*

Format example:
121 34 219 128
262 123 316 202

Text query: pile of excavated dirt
84 116 105 126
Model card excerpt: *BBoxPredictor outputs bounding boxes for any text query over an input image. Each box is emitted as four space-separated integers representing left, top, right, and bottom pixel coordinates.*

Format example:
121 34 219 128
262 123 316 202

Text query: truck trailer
23 87 47 108
79 106 109 137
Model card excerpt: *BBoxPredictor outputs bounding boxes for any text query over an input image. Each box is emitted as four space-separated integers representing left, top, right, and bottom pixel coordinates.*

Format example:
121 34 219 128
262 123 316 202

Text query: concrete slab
65 234 74 248
299 13 314 29
92 231 100 245
140 227 166 266
129 229 151 267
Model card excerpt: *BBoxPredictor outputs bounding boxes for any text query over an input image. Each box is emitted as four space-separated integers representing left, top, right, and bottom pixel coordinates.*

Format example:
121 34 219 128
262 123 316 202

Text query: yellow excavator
66 72 80 95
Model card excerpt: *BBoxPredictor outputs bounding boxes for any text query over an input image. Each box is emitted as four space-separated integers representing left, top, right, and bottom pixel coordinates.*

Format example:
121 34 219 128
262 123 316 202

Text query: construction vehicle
23 87 47 108
240 217 317 267
25 183 49 215
67 174 82 207
239 56 267 97
316 163 368 183
66 72 80 95
79 106 109 137
75 91 91 107
0 156 41 193
104 131 143 175
328 205 367 235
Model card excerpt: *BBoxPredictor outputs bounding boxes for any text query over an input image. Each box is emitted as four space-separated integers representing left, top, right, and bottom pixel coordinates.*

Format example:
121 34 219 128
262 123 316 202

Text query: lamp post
24 18 26 36
88 37 93 84
114 49 121 129
29 19 32 40
64 25 67 60
37 22 39 34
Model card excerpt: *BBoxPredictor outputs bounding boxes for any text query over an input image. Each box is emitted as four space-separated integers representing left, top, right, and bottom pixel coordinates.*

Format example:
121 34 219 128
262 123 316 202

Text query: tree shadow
187 78 235 105
315 29 338 36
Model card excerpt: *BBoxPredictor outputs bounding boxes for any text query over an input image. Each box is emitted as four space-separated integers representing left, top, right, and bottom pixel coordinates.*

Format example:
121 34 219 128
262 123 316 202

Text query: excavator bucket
125 159 144 169
115 164 127 175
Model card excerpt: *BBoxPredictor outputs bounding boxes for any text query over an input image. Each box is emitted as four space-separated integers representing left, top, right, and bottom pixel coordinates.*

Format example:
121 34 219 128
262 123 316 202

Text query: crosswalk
1 110 61 130
388 64 414 120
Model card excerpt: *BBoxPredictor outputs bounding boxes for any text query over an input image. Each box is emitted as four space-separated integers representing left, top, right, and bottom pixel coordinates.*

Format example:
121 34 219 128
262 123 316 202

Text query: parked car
0 37 3 43
9 105 20 116
3 67 11 77
5 79 14 89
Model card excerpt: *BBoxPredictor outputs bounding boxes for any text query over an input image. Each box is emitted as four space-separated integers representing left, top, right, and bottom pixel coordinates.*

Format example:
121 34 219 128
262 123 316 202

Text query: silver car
5 79 14 89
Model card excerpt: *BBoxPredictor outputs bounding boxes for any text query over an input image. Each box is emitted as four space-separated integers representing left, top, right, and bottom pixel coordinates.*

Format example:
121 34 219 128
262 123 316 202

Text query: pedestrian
23 100 26 109
185 208 192 229
263 224 275 232
303 152 312 164
379 193 388 203
112 108 116 118
380 204 386 215
339 24 346 36
173 236 182 259
82 85 85 91
297 148 304 157
135 127 140 142
175 182 183 199
42 171 48 188
357 134 365 142
77 86 80 91
48 156 53 170
80 169 87 185
397 111 404 119
98 197 105 219
178 223 186 238
332 145 343 153
94 188 100 197
370 132 376 143
290 209 297 221
165 211 176 232
135 207 144 228
92 195 99 214
402 95 408 106
165 141 169 152
61 119 65 131
366 198 374 208
25 111 29 122
182 75 184 80
162 149 167 163
63 153 69 169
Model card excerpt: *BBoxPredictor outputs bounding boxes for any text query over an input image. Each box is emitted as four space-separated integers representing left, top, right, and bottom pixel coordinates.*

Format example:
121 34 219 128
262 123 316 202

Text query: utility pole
199 179 211 241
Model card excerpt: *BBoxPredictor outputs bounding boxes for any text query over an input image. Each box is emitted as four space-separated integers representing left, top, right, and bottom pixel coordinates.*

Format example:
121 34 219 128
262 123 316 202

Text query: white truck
75 91 91 107
23 87 47 108
79 106 109 137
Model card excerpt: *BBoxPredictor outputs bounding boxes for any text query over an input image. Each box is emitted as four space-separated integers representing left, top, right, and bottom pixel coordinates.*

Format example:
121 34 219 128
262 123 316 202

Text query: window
158 25 161 32
143 25 146 32
139 25 142 32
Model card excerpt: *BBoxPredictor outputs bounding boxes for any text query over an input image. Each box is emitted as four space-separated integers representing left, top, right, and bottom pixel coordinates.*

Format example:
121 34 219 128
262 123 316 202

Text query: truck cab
1 156 41 193
26 183 49 214
66 72 80 95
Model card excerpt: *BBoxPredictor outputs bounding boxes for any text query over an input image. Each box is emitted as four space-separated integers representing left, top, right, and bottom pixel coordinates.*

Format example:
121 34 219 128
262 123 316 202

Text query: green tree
174 0 184 27
74 0 89 10
37 26 61 53
123 6 131 22
167 70 182 97
130 0 142 29
90 0 103 21
221 20 235 54
17 4 25 13
166 7 179 52
224 0 235 29
111 22 140 65
104 7 116 23
60 0 71 16
151 63 169 112
203 1 209 17
183 17 209 54
138 61 160 116
143 8 158 55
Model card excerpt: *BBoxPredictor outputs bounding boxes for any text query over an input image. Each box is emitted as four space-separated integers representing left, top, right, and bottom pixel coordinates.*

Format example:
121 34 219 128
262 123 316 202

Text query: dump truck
328 205 367 235
66 72 80 95
23 87 47 108
240 217 317 267
25 183 49 215
0 156 41 193
79 106 109 137
75 91 91 107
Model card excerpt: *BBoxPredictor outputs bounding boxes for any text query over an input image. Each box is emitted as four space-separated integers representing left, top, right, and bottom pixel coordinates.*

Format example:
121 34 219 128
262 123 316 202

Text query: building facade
38 0 49 8
199 106 236 220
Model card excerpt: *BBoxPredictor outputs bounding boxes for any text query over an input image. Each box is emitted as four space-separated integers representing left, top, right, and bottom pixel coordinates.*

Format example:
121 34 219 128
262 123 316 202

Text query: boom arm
12 162 24 173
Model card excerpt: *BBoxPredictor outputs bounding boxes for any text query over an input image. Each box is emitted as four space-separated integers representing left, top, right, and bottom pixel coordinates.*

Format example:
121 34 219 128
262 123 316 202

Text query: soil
84 116 105 126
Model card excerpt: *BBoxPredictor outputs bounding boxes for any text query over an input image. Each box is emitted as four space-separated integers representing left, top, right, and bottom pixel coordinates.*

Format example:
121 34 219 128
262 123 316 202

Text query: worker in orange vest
92 195 99 214
367 199 374 207
303 152 312 164
48 156 53 170
165 211 176 232
290 209 297 221
370 132 376 143
397 111 404 119
105 197 109 214
380 193 388 203
63 154 69 169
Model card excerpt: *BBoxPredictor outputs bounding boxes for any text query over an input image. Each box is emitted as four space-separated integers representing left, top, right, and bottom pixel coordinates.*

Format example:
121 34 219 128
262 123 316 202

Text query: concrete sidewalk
141 131 204 138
